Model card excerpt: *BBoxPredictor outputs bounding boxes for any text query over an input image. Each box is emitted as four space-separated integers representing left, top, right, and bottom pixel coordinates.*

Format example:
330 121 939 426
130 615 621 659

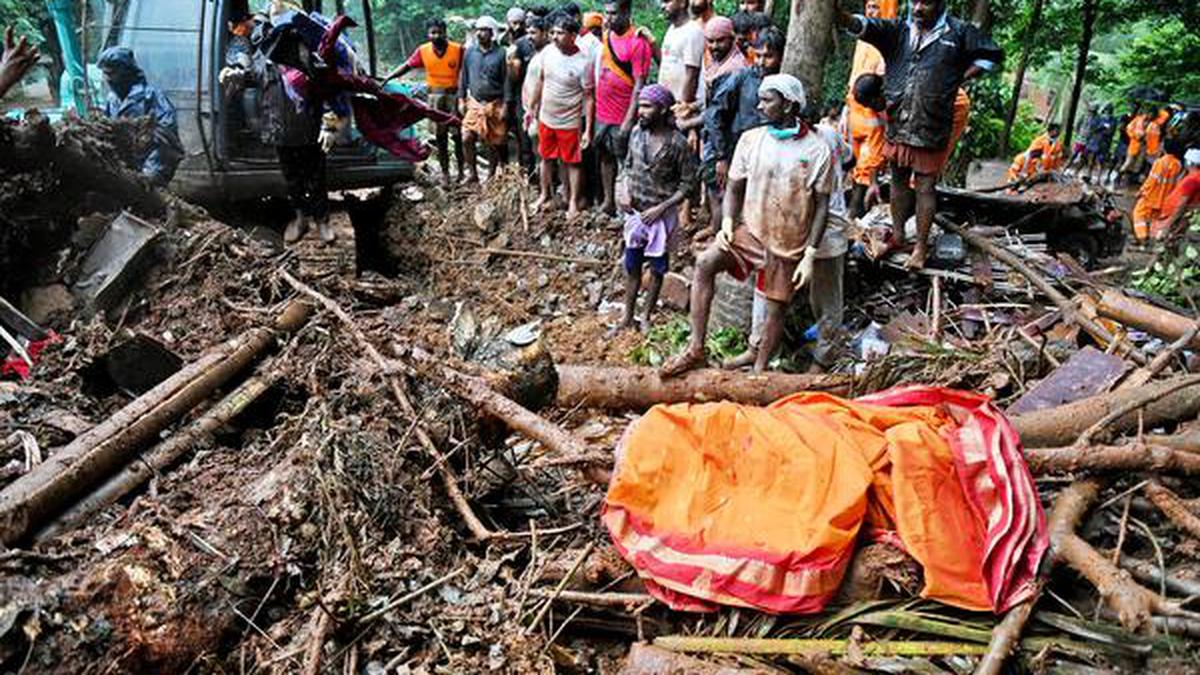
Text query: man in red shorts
530 13 596 219
836 0 1002 269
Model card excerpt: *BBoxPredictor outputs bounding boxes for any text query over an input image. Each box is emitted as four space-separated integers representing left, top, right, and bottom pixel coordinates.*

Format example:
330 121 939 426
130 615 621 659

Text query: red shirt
1160 169 1200 221
596 29 653 126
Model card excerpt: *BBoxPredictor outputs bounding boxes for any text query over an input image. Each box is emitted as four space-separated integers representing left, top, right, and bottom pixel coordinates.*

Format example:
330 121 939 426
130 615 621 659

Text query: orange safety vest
1027 133 1063 172
1133 154 1184 224
419 41 463 90
1145 110 1170 157
1126 114 1148 156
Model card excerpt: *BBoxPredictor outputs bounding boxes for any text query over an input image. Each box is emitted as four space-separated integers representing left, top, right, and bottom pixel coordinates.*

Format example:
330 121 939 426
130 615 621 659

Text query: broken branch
1145 481 1200 542
1025 443 1200 476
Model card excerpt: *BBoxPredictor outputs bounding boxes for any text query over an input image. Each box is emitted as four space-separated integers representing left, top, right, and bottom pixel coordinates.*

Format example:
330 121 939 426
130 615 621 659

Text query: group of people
391 0 1003 375
1004 102 1200 247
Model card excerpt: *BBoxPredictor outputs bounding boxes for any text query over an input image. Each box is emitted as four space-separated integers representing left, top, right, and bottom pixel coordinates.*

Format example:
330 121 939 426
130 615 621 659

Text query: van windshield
117 0 201 94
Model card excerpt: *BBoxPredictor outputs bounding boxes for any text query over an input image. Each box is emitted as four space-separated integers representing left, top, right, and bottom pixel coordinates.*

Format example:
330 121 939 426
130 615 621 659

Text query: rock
20 284 74 325
660 272 691 311
473 202 498 232
585 281 604 308
536 273 550 289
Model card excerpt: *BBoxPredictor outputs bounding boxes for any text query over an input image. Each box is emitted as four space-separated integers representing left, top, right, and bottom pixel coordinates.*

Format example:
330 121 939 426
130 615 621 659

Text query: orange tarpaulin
604 387 1047 615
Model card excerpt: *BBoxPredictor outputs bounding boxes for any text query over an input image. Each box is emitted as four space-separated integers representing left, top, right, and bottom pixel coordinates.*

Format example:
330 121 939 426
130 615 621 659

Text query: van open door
109 0 412 205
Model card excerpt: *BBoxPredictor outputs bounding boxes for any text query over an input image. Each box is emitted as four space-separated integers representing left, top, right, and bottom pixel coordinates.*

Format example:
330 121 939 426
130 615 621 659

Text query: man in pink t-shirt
595 0 652 216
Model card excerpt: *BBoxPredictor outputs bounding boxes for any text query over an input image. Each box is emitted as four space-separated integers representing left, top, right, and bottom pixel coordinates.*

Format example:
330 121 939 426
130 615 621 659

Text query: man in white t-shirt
530 13 596 219
657 0 705 108
662 75 833 377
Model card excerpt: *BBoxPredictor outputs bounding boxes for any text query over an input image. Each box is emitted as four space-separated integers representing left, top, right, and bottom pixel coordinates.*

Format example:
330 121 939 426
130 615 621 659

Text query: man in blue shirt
98 47 184 187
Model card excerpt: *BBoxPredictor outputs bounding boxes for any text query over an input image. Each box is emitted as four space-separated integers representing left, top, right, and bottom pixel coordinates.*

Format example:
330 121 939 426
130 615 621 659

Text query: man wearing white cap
662 73 834 377
1154 148 1200 243
459 15 509 183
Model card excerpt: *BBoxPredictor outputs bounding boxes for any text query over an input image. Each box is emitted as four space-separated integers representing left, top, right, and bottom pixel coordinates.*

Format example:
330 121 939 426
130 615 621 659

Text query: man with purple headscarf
612 83 697 334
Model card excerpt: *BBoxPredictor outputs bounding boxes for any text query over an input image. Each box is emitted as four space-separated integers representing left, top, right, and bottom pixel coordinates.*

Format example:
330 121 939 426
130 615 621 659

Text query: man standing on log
834 0 1002 270
661 75 833 377
98 47 185 189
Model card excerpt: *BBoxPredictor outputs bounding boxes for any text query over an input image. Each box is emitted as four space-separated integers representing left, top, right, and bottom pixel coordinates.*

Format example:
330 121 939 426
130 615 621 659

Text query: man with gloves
661 74 833 377
98 47 185 188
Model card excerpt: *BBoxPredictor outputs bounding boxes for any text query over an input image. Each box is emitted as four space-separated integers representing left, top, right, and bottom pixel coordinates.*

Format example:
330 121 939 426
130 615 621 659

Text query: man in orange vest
1144 107 1171 164
845 0 889 217
1024 122 1064 173
1133 142 1185 242
1119 107 1150 186
385 18 464 186
1153 148 1200 242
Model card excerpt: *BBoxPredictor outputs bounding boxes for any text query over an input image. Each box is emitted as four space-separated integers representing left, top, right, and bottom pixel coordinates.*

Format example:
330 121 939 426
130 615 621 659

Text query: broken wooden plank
1097 289 1200 349
1006 346 1128 416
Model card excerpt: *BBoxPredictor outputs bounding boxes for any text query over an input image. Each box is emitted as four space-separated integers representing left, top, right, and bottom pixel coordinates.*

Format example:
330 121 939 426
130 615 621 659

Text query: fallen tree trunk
0 300 311 546
1098 290 1200 350
554 365 851 411
34 370 281 542
1025 443 1200 475
1010 374 1200 447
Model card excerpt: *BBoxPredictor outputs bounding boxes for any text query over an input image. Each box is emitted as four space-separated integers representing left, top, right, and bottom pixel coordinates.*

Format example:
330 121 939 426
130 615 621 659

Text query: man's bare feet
720 349 758 371
566 206 581 221
531 196 549 213
691 225 715 244
599 200 616 217
659 347 706 378
905 242 929 270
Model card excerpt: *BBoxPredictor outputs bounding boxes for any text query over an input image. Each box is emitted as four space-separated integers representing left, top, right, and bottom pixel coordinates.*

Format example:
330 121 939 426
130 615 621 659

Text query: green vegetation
629 316 748 367
1131 213 1200 306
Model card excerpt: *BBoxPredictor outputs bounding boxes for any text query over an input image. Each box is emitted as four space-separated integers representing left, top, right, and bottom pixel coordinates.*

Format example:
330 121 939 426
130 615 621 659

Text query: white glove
793 246 818 290
218 66 243 86
718 216 735 246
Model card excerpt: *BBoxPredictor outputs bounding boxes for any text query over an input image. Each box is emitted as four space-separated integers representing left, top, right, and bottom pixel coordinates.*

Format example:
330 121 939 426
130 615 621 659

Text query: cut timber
35 372 280 542
1025 444 1200 476
653 636 989 657
554 365 851 411
1010 374 1200 447
941 220 1147 365
1097 289 1200 350
0 300 311 546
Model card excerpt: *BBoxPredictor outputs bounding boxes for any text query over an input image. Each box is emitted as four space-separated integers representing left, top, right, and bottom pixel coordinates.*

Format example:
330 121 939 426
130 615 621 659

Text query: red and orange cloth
603 386 1047 614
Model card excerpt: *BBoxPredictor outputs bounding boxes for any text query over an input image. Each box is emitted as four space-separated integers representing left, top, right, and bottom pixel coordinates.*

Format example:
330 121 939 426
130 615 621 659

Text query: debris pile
2 162 1200 674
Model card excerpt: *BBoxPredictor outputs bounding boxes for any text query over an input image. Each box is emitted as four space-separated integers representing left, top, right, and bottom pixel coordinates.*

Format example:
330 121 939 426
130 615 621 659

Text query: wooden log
1010 374 1200 448
1025 443 1200 476
554 365 851 411
0 300 311 546
34 371 280 542
1097 289 1200 350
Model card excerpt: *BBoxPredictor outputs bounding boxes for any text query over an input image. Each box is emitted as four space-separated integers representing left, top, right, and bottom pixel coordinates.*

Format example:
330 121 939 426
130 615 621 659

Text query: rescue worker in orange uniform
1132 142 1185 243
1144 108 1171 164
845 0 891 217
1153 148 1200 242
1026 122 1064 173
1119 107 1150 185
1006 147 1043 186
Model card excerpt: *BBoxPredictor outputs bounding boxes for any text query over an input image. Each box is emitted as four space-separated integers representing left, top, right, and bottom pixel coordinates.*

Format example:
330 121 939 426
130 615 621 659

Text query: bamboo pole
0 300 311 546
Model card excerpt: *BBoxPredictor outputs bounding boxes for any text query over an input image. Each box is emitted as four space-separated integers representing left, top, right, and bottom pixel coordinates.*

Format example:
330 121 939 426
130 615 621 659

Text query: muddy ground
2 154 1200 675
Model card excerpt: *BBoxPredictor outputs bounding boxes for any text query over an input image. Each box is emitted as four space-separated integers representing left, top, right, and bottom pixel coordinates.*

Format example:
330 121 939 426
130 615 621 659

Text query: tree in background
780 0 835 105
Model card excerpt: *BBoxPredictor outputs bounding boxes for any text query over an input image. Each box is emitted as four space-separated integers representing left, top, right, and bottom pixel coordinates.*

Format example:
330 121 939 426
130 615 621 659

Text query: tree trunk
1000 0 1046 157
1061 0 1096 151
554 365 851 411
971 0 992 32
781 0 837 107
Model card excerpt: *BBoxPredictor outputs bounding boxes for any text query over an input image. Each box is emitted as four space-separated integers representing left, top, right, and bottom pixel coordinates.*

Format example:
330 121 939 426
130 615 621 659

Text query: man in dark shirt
459 15 509 183
701 26 783 240
835 0 1002 270
508 7 551 177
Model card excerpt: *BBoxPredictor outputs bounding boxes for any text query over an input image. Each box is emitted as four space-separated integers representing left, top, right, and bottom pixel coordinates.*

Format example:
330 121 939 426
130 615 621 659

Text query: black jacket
857 15 1002 150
